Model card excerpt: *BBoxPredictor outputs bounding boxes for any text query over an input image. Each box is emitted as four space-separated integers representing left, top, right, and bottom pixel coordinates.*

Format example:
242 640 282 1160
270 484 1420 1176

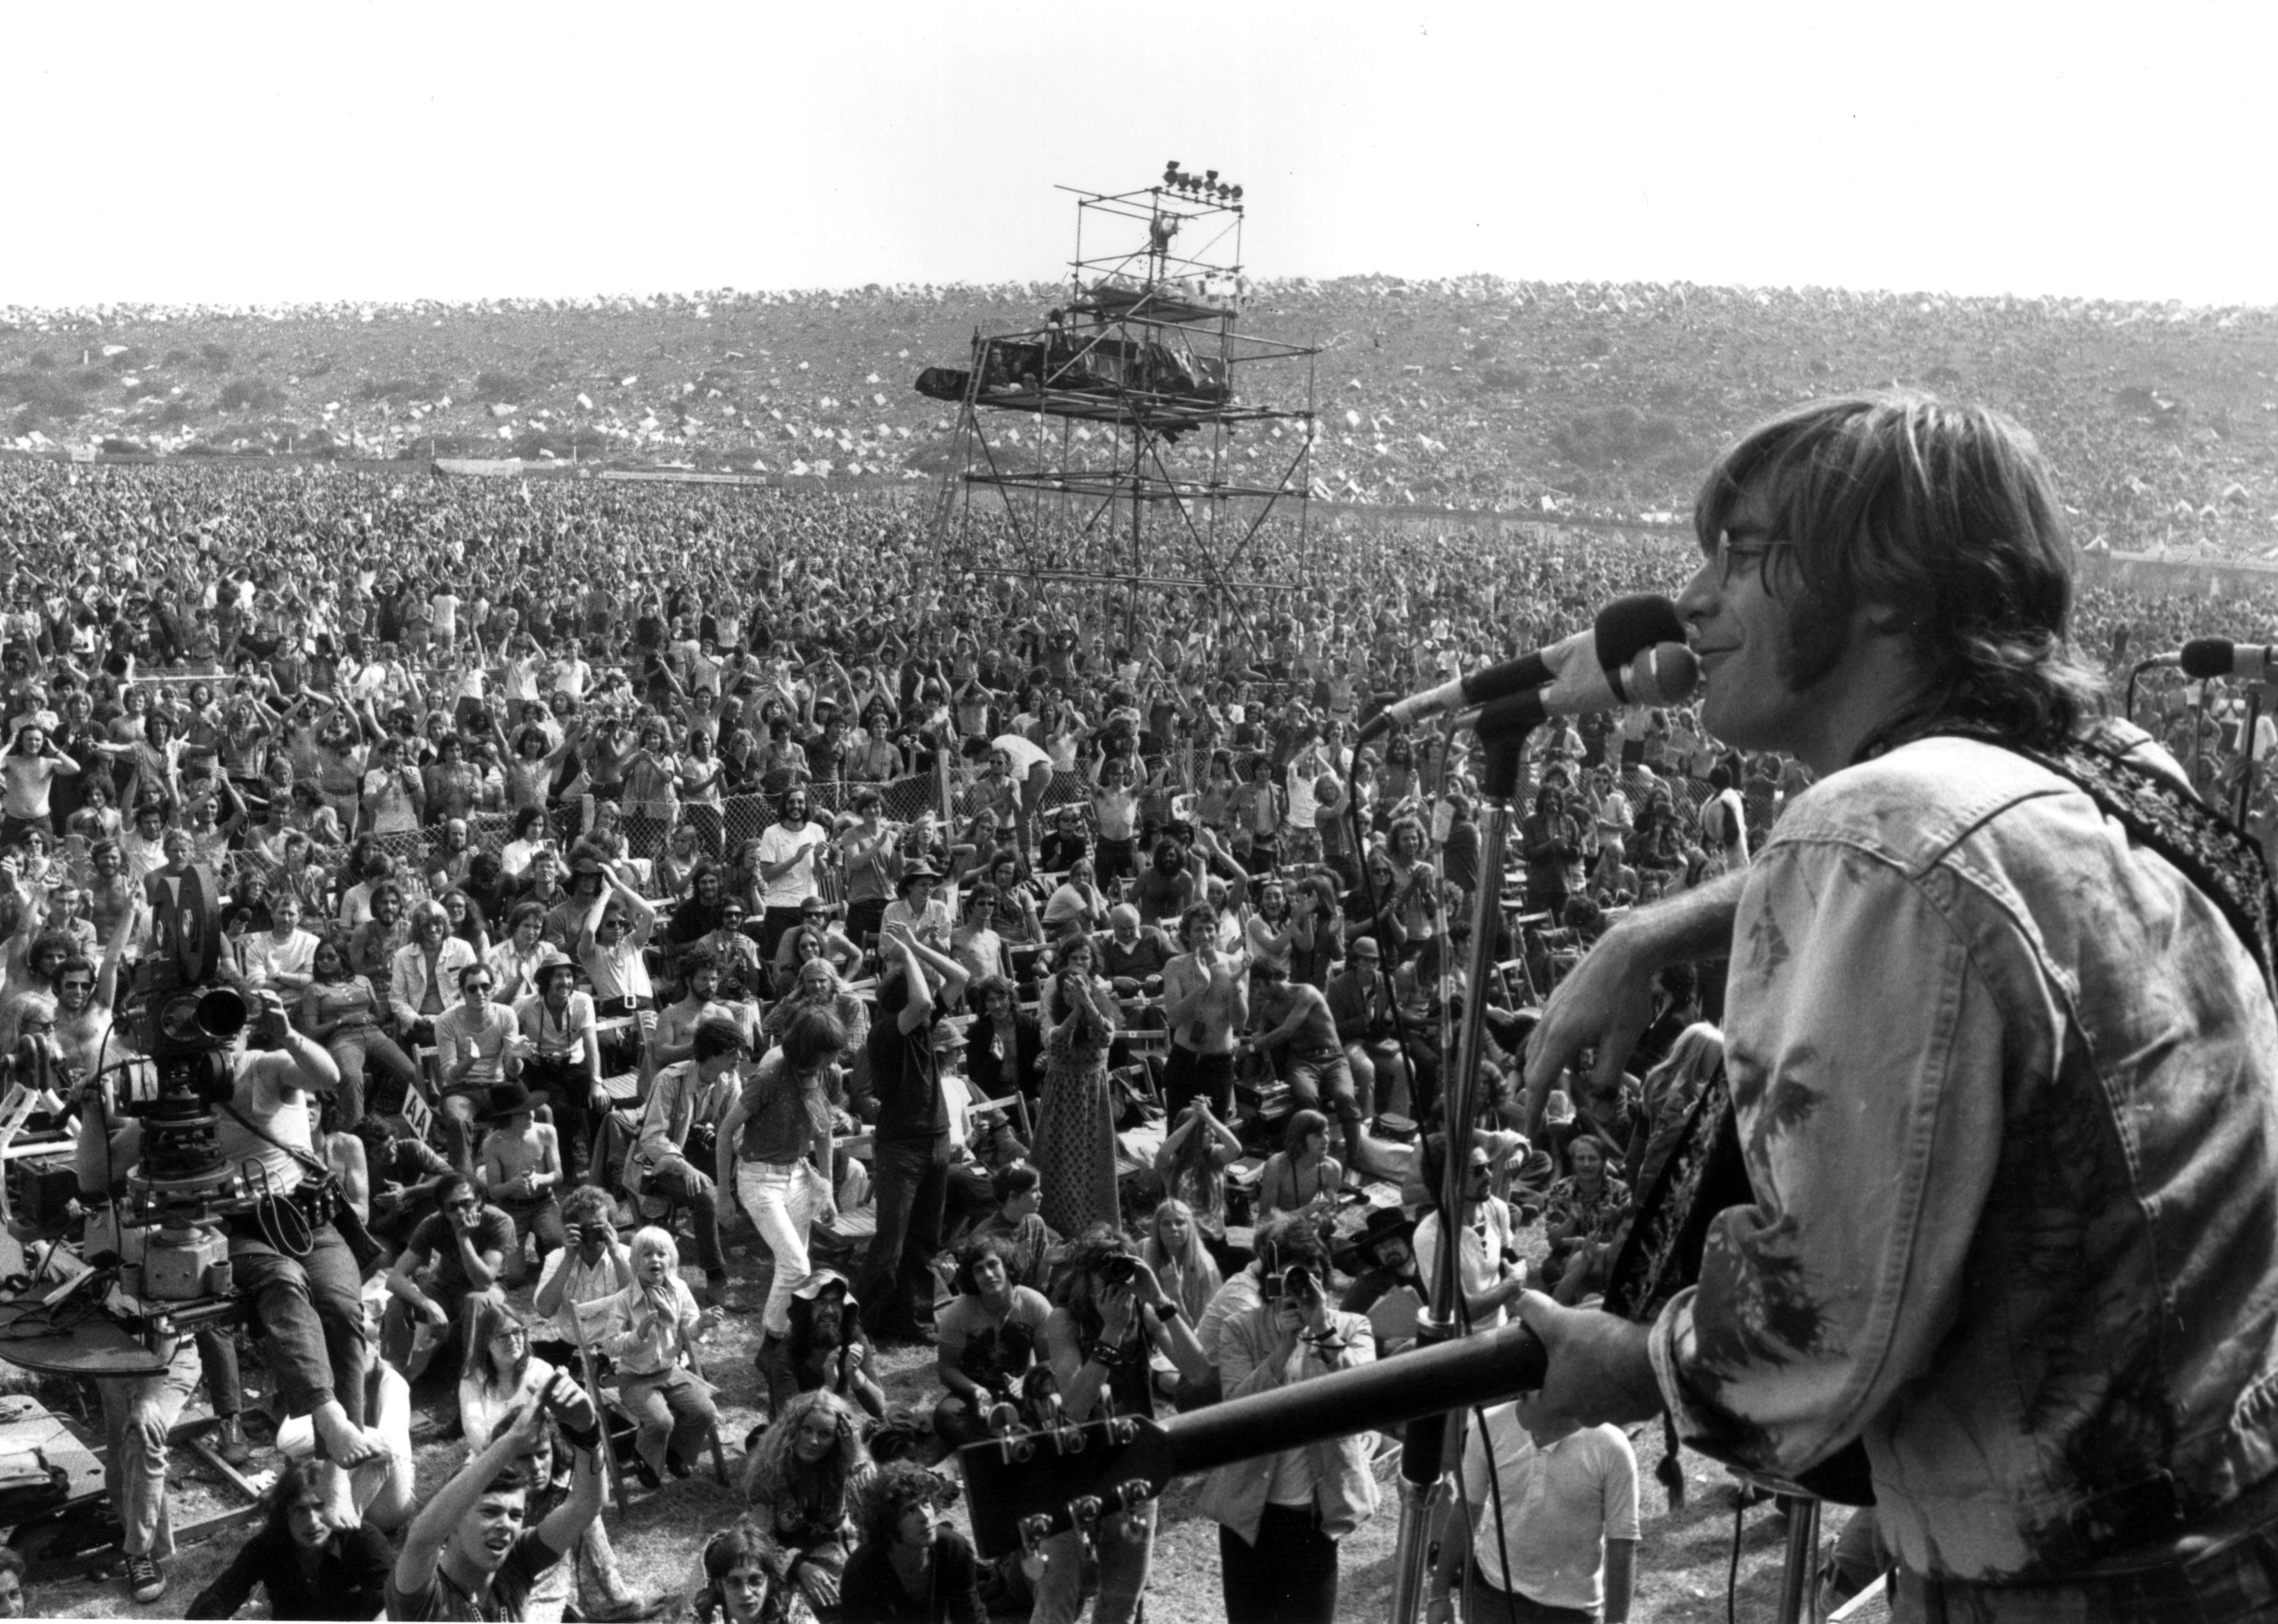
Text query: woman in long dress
1033 937 1120 1238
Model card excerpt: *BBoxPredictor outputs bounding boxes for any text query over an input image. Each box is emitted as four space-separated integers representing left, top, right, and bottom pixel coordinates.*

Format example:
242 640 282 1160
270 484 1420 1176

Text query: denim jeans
640 1156 725 1280
228 1220 368 1429
1033 1502 1156 1624
852 1135 949 1340
736 1159 829 1336
97 1338 199 1560
617 1364 717 1474
1163 1046 1235 1120
325 1025 423 1129
1221 1503 1342 1624
1281 1049 1363 1141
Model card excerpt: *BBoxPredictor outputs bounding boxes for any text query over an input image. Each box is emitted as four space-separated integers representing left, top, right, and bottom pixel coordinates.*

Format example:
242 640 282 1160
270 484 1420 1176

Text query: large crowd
0 453 2272 1623
10 274 2278 563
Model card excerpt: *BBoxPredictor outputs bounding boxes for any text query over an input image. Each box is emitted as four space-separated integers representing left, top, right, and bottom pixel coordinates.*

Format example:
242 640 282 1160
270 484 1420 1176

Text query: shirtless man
1242 958 1367 1152
649 948 758 1066
85 841 134 942
476 1082 564 1288
1160 901 1248 1119
49 900 140 1080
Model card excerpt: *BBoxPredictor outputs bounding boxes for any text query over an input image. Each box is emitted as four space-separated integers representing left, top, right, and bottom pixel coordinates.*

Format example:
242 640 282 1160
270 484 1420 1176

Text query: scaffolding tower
922 166 1319 636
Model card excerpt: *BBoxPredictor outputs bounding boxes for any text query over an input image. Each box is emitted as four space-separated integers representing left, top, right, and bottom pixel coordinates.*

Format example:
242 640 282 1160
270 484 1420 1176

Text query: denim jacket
1649 732 2278 1582
1197 1304 1379 1544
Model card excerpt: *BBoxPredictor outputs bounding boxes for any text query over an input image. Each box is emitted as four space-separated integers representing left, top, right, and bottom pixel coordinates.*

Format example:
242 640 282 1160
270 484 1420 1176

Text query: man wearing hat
879 860 952 953
1327 935 1412 1122
1339 1205 1423 1337
476 1081 563 1288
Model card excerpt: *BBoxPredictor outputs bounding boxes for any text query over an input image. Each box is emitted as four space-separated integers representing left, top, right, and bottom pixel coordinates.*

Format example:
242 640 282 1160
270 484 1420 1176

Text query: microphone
2180 639 2277 682
1456 641 1700 737
1360 595 1686 742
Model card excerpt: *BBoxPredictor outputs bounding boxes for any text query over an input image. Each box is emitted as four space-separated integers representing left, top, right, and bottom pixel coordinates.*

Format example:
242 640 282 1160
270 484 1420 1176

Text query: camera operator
1196 1215 1379 1624
210 988 388 1491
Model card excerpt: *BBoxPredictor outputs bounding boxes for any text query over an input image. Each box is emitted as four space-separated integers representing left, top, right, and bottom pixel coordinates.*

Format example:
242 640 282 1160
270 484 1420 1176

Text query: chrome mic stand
1387 705 1535 1624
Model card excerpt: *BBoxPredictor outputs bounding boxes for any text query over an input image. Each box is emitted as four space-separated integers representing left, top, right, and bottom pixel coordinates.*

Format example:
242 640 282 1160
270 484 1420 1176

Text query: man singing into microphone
1521 395 2278 1621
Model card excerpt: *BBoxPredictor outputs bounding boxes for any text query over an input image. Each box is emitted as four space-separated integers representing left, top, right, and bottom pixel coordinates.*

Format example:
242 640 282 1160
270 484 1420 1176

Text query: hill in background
4 276 2276 558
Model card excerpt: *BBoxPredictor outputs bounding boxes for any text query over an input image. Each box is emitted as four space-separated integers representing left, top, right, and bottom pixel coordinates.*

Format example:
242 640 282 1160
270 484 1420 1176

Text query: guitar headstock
957 1410 1178 1560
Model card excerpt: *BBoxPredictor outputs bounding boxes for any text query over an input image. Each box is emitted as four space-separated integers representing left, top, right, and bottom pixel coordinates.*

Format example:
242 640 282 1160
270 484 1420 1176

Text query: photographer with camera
1032 1224 1213 1624
1196 1215 1379 1624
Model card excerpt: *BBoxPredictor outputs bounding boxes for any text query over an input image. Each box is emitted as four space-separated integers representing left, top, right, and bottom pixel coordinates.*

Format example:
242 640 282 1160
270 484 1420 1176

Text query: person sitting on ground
1256 1108 1346 1224
382 1171 514 1383
1156 1095 1242 1254
932 1235 1051 1449
690 1522 777 1624
739 1389 874 1620
1339 1206 1426 1356
599 1224 723 1488
968 1160 1059 1291
385 1378 605 1621
184 1456 394 1621
839 1459 989 1624
457 1299 558 1467
760 1270 886 1426
1142 1196 1223 1324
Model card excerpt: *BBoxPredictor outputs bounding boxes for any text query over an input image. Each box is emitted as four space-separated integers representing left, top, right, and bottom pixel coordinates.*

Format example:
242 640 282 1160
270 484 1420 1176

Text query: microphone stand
1387 704 1533 1624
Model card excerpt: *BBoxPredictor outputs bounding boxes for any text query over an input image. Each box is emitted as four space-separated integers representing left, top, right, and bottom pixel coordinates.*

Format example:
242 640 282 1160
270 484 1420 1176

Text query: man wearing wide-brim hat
475 1079 565 1289
879 859 952 953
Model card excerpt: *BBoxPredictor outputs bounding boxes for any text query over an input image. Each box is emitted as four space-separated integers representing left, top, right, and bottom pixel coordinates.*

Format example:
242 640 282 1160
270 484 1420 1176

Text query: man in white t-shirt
1412 1143 1526 1331
1429 1393 1638 1624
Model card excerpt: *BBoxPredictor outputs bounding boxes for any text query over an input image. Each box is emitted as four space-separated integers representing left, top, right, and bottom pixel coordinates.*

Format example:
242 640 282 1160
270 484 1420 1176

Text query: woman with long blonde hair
738 1389 872 1617
1142 1198 1222 1322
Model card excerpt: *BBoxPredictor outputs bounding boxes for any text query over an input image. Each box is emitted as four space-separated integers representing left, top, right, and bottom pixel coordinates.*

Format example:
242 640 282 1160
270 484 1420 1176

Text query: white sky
6 1 2275 310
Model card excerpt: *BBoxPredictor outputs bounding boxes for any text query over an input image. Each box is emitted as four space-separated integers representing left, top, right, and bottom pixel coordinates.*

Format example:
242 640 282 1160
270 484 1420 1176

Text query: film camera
88 865 256 1303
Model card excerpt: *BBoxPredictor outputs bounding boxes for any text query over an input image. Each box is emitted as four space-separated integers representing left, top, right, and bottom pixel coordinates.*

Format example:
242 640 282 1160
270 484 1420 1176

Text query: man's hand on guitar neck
1512 1290 1663 1430
1521 868 1748 1134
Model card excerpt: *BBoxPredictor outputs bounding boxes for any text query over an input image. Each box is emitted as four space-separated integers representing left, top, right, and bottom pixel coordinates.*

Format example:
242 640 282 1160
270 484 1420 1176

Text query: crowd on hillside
10 274 2276 561
0 455 2272 1622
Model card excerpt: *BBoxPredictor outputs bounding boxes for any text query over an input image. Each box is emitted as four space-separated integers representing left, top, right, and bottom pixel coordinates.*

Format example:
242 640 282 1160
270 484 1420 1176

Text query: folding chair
964 1091 1033 1146
576 1296 729 1499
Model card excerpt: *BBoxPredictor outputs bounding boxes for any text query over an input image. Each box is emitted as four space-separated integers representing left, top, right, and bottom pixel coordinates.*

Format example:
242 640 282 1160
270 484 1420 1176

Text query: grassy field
24 1212 1852 1622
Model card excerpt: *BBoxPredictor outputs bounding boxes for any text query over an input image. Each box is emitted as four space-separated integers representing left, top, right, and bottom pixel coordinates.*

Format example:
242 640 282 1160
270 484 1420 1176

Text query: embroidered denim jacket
1649 734 2278 1581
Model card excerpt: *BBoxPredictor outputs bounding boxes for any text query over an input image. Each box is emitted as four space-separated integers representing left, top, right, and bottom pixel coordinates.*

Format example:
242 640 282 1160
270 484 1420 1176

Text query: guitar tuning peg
1069 1495 1104 1528
1017 1513 1056 1555
1113 1479 1153 1513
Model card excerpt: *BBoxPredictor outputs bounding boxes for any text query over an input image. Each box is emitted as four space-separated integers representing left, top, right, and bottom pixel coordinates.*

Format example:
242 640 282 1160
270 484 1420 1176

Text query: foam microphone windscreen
1594 595 1687 668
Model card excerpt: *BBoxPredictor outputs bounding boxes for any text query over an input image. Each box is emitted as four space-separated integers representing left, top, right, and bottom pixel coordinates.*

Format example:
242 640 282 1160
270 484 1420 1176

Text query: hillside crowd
0 454 2271 1623
11 274 2277 564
